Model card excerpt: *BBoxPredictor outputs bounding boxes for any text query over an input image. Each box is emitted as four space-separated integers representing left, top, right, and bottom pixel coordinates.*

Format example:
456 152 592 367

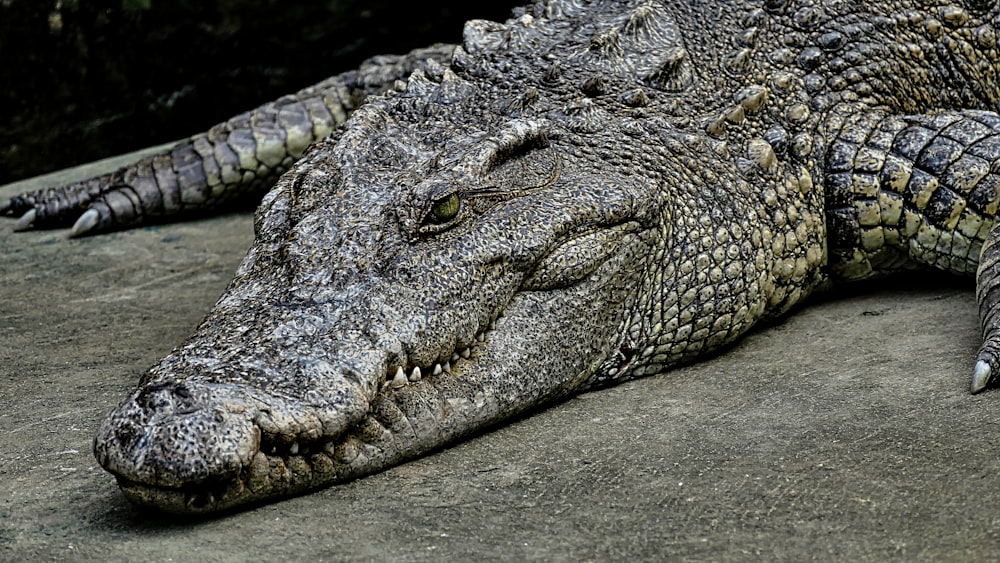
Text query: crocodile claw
971 360 992 394
70 209 101 237
0 198 12 215
13 208 37 231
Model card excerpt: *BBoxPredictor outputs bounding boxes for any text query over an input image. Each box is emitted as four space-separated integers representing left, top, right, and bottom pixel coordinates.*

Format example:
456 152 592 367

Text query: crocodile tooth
391 367 408 388
451 352 460 363
433 363 443 376
476 332 485 342
409 366 422 382
443 361 451 373
289 441 300 455
489 319 497 330
460 348 471 359
387 365 401 382
13 208 36 231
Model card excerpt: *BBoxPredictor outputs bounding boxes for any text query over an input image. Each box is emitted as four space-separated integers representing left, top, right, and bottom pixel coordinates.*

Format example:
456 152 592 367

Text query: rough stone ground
2 151 1000 561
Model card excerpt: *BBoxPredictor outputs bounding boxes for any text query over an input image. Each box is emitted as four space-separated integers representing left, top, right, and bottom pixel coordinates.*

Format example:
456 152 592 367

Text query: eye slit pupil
429 193 460 224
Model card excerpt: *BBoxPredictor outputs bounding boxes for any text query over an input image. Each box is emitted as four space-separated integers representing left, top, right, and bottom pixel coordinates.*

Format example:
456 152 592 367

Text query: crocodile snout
94 380 260 490
93 349 380 512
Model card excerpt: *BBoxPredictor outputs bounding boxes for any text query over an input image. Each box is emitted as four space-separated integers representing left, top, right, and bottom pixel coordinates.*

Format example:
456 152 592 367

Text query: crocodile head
92 7 694 512
94 100 664 513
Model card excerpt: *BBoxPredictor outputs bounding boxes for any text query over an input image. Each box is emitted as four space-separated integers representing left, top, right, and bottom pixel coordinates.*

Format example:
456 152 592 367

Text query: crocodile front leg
822 106 1000 390
975 223 1000 391
0 45 456 236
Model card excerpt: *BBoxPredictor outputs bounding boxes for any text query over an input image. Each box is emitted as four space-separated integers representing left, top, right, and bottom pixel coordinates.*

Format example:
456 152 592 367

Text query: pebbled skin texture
5 0 1000 513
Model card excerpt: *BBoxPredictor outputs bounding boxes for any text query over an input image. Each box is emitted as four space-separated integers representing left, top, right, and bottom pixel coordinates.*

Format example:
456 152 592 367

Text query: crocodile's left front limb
1 45 456 236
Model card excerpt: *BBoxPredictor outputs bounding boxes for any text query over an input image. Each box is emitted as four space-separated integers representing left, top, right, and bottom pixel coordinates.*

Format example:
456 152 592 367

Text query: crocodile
3 0 1000 514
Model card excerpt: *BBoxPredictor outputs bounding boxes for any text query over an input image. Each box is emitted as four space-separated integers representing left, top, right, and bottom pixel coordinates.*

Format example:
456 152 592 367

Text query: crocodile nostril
113 421 140 447
137 382 196 414
139 387 174 412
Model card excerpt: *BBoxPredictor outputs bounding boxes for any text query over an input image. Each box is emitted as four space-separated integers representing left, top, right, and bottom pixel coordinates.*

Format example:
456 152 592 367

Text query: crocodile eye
428 193 460 224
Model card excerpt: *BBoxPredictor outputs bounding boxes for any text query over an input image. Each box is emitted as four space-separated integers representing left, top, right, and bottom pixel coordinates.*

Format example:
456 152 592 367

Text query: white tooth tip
289 442 300 455
409 366 422 382
444 362 451 373
433 363 443 376
460 348 471 359
391 367 408 387
476 333 485 342
451 353 460 363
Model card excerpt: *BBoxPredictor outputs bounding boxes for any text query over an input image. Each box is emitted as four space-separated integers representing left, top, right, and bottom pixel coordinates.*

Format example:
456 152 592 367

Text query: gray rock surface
2 152 999 559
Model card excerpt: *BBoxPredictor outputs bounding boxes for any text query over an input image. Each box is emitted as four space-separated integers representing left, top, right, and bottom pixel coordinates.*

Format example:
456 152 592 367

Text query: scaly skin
0 45 456 234
5 0 1000 513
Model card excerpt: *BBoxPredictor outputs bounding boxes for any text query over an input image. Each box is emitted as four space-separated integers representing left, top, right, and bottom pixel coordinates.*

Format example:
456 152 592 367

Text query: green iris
429 193 460 224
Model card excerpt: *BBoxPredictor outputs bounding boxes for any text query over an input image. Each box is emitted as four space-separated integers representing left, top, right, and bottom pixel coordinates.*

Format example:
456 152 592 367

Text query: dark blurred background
0 0 522 185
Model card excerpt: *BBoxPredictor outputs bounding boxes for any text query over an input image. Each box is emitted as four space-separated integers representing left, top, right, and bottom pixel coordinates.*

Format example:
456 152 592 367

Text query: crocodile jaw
94 268 633 513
